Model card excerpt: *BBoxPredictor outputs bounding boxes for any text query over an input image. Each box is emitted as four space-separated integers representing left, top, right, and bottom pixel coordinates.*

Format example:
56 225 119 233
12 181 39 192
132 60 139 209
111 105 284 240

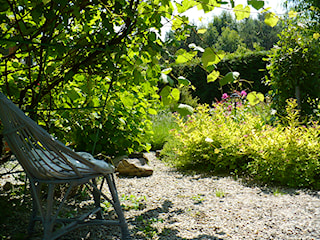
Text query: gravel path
1 152 320 239
115 152 320 239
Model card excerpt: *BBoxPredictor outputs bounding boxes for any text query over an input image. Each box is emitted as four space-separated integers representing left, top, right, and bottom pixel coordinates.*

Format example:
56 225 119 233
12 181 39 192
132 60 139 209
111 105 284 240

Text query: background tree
285 0 320 29
214 26 246 53
165 11 283 55
267 2 320 117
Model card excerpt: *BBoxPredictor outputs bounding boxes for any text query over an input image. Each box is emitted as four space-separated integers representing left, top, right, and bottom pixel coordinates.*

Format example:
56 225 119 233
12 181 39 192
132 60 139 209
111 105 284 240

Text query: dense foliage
285 0 320 30
172 51 270 104
267 20 320 117
0 0 277 156
0 0 169 155
161 99 320 189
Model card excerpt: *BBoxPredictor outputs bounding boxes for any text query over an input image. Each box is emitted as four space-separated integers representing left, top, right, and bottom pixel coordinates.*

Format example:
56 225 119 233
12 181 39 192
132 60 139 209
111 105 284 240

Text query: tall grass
146 111 180 150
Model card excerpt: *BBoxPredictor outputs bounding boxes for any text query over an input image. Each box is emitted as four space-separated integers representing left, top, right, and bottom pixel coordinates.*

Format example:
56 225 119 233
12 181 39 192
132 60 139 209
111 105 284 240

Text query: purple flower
222 93 229 99
240 90 247 97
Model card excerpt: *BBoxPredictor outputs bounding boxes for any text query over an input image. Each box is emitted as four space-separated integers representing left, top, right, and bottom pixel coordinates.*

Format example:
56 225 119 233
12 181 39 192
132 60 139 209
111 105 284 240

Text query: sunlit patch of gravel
1 152 320 239
115 152 320 240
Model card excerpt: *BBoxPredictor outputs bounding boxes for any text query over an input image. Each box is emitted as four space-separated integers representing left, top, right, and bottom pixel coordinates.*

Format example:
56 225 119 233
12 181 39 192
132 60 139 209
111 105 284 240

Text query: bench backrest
0 92 114 180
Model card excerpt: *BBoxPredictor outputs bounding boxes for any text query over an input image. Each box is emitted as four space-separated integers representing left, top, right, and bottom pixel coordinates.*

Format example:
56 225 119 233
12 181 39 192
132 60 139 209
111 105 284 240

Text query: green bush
49 80 158 156
267 21 320 117
161 98 320 189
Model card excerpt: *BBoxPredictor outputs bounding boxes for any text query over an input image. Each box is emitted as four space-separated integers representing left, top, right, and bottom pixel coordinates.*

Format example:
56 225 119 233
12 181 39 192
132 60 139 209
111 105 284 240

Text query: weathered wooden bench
0 92 130 240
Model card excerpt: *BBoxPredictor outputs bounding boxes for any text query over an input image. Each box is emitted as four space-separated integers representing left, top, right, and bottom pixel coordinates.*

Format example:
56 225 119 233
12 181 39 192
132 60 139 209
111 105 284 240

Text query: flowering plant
161 99 320 189
214 90 248 115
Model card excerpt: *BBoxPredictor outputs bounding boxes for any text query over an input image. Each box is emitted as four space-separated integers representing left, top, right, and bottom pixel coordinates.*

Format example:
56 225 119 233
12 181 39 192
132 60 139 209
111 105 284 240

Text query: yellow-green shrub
161 99 320 189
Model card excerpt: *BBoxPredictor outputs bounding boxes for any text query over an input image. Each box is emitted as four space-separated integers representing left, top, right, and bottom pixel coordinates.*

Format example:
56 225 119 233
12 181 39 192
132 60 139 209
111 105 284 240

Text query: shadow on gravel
128 199 225 240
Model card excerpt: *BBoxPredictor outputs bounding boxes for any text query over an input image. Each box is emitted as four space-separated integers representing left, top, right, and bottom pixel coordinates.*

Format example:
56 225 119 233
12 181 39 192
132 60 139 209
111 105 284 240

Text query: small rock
116 157 153 177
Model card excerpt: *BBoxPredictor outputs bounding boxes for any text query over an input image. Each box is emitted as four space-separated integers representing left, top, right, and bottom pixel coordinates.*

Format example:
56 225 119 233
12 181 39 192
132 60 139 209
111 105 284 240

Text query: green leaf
161 68 172 74
202 48 225 68
197 0 218 13
120 93 134 107
171 88 180 101
160 85 171 98
133 69 143 83
234 4 250 20
178 76 191 86
74 74 85 82
160 86 175 105
172 16 189 30
288 10 298 18
207 70 220 83
219 72 240 87
12 62 19 68
248 0 264 10
197 28 207 34
31 7 42 24
174 103 194 117
313 33 320 40
175 49 197 64
148 108 157 115
160 73 174 86
176 0 197 13
67 88 81 101
264 12 279 27
247 91 264 106
42 0 51 5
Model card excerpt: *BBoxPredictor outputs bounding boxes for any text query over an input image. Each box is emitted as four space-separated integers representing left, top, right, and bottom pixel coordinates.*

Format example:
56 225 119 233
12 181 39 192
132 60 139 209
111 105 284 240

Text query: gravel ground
1 152 320 239
114 152 320 240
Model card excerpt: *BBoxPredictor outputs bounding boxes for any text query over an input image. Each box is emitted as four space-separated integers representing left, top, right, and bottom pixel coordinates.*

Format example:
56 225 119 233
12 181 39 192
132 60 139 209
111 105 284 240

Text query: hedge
171 51 270 103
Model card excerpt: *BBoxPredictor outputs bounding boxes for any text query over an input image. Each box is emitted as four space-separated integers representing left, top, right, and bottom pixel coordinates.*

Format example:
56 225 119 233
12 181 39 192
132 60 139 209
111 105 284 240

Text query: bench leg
106 174 131 240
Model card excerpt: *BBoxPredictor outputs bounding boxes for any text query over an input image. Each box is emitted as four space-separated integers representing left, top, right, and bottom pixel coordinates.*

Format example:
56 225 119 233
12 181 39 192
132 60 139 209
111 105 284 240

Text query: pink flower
222 93 229 99
227 105 232 111
240 90 247 97
236 102 242 107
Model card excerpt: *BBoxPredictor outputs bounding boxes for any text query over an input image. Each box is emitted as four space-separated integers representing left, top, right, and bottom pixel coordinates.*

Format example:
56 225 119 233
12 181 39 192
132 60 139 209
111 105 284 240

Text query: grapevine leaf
174 103 194 117
219 72 240 87
234 4 250 20
247 91 265 106
288 10 298 18
176 0 197 13
248 0 264 10
313 33 320 40
171 88 180 101
162 68 172 74
160 73 174 86
264 12 279 27
178 76 191 86
197 28 207 34
202 48 225 68
175 49 197 64
207 70 220 83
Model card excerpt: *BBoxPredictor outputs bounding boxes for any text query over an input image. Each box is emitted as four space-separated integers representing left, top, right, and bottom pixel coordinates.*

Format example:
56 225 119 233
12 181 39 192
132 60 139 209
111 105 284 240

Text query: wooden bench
0 92 130 240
